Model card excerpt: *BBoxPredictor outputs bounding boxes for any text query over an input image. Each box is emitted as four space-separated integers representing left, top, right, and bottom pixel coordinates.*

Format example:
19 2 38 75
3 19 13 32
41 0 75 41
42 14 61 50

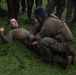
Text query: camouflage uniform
46 0 66 19
6 0 19 20
0 28 31 43
27 0 42 19
31 15 74 63
0 28 40 51
66 0 76 28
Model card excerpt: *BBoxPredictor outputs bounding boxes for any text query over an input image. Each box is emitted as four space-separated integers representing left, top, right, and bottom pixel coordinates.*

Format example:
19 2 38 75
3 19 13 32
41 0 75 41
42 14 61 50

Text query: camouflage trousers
27 0 42 18
21 0 26 12
66 0 76 27
46 0 66 19
6 0 20 20
39 37 73 63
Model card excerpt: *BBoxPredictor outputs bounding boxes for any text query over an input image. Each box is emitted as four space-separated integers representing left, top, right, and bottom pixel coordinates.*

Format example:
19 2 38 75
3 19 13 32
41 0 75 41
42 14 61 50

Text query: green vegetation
0 0 76 75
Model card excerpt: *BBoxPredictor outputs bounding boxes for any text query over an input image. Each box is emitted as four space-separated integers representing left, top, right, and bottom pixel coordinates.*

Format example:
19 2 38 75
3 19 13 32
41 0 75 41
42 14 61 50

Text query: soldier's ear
38 17 42 20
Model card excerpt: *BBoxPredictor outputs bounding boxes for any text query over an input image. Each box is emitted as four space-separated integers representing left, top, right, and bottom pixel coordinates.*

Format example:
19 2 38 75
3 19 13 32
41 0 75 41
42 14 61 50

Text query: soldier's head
33 6 48 24
9 18 18 29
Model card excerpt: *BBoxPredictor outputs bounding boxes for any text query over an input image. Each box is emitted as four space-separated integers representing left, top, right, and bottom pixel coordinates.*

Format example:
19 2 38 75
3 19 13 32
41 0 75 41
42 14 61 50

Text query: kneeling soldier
29 7 76 69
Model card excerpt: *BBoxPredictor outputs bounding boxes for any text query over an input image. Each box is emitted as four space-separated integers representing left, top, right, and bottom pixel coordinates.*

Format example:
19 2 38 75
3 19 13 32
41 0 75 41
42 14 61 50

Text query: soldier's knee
40 37 49 45
40 37 56 45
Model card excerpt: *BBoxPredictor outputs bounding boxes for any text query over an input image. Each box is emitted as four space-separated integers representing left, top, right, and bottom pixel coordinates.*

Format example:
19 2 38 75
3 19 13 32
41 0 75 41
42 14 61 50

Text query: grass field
0 0 76 75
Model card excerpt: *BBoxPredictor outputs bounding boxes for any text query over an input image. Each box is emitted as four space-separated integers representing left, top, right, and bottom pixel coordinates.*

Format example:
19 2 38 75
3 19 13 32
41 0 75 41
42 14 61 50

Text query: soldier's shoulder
20 28 29 32
49 14 59 19
19 28 25 30
7 30 14 34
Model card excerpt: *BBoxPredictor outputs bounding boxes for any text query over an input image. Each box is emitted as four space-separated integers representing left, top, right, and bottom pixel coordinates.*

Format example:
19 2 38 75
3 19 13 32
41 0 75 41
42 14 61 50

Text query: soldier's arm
31 24 42 35
0 30 13 43
31 36 41 48
35 36 41 43
29 24 42 42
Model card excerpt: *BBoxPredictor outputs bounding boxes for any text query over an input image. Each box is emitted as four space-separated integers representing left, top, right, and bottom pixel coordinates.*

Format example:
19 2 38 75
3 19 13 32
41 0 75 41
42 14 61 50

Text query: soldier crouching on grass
0 18 40 51
29 6 76 69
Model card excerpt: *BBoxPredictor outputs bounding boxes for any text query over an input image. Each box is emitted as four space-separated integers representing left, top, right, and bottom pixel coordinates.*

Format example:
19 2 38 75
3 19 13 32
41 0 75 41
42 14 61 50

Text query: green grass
0 0 76 75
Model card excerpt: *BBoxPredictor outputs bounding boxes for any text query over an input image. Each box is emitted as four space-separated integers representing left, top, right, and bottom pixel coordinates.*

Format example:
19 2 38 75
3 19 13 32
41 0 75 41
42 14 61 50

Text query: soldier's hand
0 27 4 32
29 34 36 42
31 41 38 46
0 27 4 35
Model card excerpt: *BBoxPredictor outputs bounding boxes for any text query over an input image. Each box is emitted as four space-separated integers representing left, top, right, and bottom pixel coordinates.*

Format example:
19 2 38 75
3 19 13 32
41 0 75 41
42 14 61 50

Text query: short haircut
33 6 47 18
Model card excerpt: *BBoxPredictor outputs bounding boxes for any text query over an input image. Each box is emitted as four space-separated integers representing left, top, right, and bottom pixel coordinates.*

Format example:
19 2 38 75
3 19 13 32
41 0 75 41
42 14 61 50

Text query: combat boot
71 51 76 64
25 18 37 25
67 50 76 64
60 56 73 69
53 55 73 69
25 18 34 24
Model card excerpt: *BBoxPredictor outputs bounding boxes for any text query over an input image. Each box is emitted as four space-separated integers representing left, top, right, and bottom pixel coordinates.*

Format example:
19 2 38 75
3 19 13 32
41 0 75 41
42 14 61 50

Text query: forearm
0 33 12 43
35 36 41 43
30 24 42 35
